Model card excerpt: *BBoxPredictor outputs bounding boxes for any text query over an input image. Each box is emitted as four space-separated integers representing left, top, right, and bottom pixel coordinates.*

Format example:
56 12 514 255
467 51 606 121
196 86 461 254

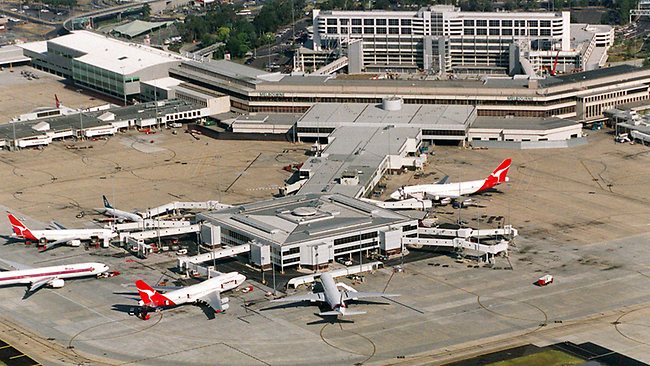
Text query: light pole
272 254 276 296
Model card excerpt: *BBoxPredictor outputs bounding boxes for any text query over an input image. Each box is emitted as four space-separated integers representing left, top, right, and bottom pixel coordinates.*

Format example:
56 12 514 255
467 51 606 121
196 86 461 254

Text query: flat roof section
46 30 186 74
298 125 421 197
183 60 284 84
298 103 475 130
472 116 581 131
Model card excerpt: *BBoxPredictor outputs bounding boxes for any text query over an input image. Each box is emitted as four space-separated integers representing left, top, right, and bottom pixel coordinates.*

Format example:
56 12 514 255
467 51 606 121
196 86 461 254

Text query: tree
142 3 151 21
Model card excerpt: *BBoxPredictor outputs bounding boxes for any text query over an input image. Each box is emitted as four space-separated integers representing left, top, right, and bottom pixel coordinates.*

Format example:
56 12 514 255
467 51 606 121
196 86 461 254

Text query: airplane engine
49 279 65 288
39 237 48 245
67 239 81 247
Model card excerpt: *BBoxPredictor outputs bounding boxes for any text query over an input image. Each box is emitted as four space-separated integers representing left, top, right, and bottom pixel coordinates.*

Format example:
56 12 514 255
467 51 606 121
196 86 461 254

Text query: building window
464 28 474 35
327 18 337 25
540 29 551 36
540 20 551 27
476 19 487 27
389 27 399 34
477 28 487 35
377 27 386 34
389 19 399 25
502 28 512 36
489 20 499 27
364 27 373 33
502 20 512 27
464 19 474 26
489 28 499 35
401 19 411 26
352 27 362 34
364 18 374 25
530 29 538 36
352 18 362 25
340 19 349 25
341 28 348 34
376 19 386 25
528 20 538 27
327 27 337 34
402 27 411 34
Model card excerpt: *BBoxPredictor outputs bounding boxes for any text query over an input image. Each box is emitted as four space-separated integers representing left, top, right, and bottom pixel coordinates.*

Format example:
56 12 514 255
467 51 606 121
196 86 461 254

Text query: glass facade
72 60 138 99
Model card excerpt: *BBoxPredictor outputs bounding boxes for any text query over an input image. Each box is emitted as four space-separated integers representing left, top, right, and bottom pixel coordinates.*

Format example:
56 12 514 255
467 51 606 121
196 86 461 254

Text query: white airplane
271 272 399 316
135 271 246 320
390 158 512 201
0 258 109 294
98 195 144 222
8 213 116 251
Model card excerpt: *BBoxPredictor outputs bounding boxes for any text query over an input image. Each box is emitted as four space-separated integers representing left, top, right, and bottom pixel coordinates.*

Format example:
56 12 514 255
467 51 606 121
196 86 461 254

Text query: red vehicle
537 274 554 286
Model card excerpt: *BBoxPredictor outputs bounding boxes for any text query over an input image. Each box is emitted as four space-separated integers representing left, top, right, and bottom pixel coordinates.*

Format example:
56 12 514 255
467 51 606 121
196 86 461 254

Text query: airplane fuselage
102 208 143 222
0 262 109 287
138 272 245 307
396 179 488 200
26 228 115 242
320 273 344 310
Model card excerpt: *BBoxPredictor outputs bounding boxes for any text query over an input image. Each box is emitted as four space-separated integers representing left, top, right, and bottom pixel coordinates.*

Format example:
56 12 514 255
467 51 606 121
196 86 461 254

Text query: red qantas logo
7 214 37 241
135 280 175 307
477 158 512 192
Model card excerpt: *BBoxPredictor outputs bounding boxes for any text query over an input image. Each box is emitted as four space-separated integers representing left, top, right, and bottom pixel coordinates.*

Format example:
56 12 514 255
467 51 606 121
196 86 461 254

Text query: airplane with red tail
134 271 246 320
8 213 116 251
390 158 512 201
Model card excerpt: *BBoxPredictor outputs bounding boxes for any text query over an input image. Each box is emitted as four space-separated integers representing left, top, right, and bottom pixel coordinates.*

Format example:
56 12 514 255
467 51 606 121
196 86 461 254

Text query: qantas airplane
0 258 109 294
135 271 246 320
8 214 116 251
271 272 399 316
98 195 144 222
390 158 512 201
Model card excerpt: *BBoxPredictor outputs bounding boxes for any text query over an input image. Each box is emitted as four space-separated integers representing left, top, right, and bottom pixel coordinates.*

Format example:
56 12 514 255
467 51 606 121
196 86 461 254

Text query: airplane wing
29 277 56 293
40 237 78 251
341 291 400 301
0 258 32 271
49 221 67 230
436 175 450 184
271 292 326 303
198 291 226 313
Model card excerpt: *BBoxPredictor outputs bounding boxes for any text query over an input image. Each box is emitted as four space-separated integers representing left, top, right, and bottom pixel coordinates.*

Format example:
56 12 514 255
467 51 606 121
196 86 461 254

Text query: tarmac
1 70 650 365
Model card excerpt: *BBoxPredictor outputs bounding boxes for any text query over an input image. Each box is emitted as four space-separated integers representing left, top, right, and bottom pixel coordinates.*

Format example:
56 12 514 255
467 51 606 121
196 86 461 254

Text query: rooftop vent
292 207 318 217
382 97 402 111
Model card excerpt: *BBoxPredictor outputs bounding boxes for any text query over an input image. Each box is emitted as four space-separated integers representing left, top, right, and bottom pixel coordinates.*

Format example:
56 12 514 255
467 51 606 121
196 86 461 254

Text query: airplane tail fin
55 94 60 109
102 195 113 209
135 280 172 307
478 158 512 192
7 214 36 240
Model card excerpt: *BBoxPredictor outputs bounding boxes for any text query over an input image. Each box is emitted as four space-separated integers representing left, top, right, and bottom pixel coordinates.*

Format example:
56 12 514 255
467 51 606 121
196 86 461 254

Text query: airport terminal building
198 193 418 271
20 30 186 102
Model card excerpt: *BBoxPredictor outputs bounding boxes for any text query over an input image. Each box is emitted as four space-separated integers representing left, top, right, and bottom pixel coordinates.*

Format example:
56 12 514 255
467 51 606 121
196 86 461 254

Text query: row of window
334 241 378 254
463 19 554 28
327 27 413 35
334 231 379 246
325 18 411 26
581 87 648 103
463 28 552 36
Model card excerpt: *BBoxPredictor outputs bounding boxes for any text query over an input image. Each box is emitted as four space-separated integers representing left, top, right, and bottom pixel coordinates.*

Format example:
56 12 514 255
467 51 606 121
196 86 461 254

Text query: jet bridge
119 224 201 242
144 201 232 218
401 225 517 262
177 244 251 271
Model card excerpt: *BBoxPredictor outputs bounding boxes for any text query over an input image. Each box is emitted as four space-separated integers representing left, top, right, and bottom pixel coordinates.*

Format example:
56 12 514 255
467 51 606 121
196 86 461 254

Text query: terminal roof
201 193 410 245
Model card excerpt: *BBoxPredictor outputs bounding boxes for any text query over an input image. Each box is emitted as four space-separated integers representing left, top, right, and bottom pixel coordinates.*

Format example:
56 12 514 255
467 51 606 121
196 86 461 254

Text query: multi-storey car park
301 5 613 75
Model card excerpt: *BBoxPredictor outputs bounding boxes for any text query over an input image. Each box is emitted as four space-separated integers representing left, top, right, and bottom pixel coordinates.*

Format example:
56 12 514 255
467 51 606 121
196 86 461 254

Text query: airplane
97 195 144 223
134 271 246 320
8 213 116 251
390 158 512 201
0 257 109 295
271 272 399 316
